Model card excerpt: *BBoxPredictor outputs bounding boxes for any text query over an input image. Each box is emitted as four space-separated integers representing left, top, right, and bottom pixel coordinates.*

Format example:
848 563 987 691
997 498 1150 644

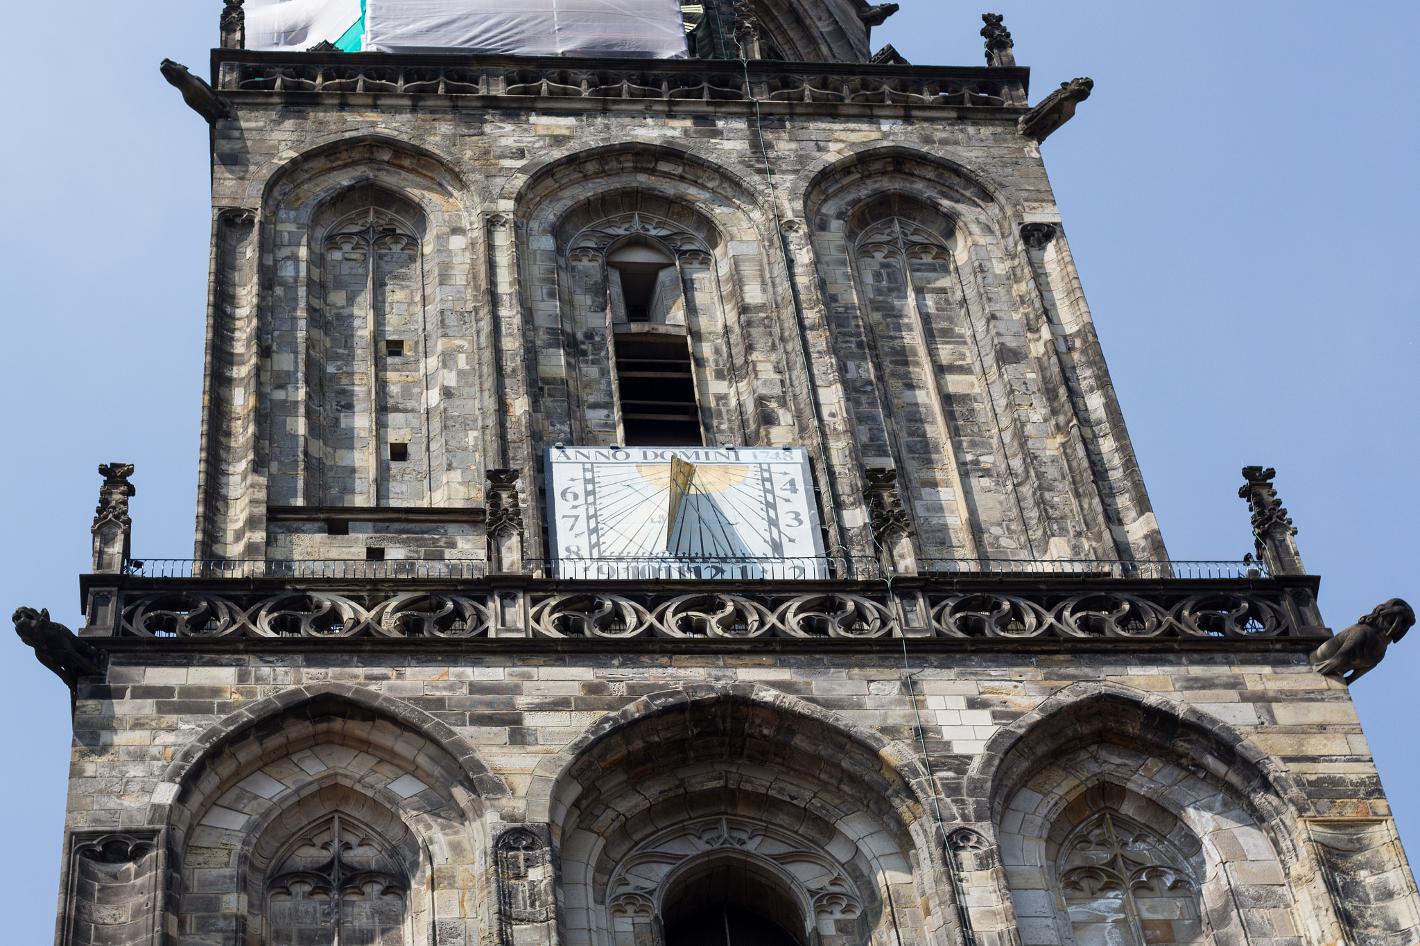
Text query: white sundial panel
546 447 828 580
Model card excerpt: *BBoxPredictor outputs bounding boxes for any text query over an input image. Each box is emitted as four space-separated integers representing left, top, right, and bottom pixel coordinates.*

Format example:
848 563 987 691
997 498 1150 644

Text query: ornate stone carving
864 468 912 542
107 582 1322 642
864 467 916 575
74 833 157 865
730 1 762 58
92 462 136 573
487 469 525 575
1019 78 1094 143
1238 465 1305 575
12 607 105 692
859 3 900 28
981 13 1016 67
220 0 245 49
62 829 161 946
1021 222 1058 250
496 825 553 944
870 44 909 66
606 816 864 928
160 59 235 124
486 469 525 538
1311 599 1414 685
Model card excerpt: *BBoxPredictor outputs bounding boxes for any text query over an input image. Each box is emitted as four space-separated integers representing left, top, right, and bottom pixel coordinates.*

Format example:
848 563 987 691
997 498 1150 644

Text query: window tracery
265 813 409 946
605 815 865 946
1056 811 1203 946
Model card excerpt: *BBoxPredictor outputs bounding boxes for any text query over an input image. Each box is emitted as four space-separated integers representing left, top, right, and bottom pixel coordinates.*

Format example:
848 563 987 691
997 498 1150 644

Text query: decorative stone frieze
97 576 1326 642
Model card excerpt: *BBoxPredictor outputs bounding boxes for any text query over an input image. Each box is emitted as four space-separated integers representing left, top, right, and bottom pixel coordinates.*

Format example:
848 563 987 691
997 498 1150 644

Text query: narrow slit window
366 546 386 562
386 339 406 357
389 443 409 462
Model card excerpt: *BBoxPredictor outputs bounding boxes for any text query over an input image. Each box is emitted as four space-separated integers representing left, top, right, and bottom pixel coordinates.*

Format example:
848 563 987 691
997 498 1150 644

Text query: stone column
1239 466 1307 575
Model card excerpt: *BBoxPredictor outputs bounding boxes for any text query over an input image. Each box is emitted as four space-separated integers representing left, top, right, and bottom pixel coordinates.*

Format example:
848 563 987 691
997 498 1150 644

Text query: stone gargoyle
12 607 105 692
1311 598 1414 685
160 59 234 124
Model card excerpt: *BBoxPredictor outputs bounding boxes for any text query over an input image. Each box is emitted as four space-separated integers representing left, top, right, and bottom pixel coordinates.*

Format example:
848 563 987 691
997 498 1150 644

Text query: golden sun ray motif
635 463 750 493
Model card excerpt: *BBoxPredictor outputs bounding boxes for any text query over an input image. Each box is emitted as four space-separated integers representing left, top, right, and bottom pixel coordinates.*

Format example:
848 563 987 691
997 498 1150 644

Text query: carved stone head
1363 598 1415 643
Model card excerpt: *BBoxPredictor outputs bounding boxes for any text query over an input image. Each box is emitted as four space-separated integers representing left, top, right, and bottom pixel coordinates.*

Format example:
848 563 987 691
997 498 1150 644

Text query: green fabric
335 0 365 51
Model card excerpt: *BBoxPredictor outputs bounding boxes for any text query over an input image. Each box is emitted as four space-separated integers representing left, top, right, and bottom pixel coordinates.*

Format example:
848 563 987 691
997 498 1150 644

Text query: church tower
15 3 1419 945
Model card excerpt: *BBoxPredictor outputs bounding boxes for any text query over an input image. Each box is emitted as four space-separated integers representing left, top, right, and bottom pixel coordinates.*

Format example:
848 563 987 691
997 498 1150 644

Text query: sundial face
546 447 827 579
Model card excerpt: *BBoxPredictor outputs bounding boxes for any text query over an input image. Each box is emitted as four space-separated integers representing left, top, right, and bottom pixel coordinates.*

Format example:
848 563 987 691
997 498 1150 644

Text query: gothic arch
799 145 1009 225
968 681 1313 831
159 687 500 944
973 682 1343 946
501 141 769 213
507 145 833 548
534 684 952 946
257 133 470 207
727 0 871 62
249 136 490 525
803 146 1136 564
154 683 507 810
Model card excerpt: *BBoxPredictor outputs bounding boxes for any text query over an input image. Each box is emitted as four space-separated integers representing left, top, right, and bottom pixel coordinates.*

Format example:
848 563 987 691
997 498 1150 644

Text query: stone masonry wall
195 102 1166 566
61 645 1420 946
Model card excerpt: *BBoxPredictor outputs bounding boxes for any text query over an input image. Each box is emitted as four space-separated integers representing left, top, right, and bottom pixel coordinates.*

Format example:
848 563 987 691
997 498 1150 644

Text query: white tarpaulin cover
246 0 365 52
366 0 688 58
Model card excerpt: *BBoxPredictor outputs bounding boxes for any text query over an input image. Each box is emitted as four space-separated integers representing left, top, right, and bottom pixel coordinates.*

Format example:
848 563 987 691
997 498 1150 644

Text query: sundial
546 447 827 579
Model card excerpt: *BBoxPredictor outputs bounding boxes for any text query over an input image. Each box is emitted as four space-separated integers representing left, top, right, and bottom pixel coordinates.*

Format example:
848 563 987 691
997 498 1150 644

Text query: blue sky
1 1 1416 939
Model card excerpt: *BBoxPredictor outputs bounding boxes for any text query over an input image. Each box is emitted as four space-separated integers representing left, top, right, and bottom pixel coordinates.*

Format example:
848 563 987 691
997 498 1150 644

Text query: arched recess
803 147 1162 565
199 135 491 562
693 0 870 62
536 684 954 946
973 684 1341 946
507 144 839 552
158 688 501 946
738 0 870 63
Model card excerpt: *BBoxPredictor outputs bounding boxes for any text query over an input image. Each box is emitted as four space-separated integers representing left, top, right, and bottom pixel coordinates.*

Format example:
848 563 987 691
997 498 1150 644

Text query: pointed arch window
1056 812 1203 946
265 813 410 946
313 193 430 507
